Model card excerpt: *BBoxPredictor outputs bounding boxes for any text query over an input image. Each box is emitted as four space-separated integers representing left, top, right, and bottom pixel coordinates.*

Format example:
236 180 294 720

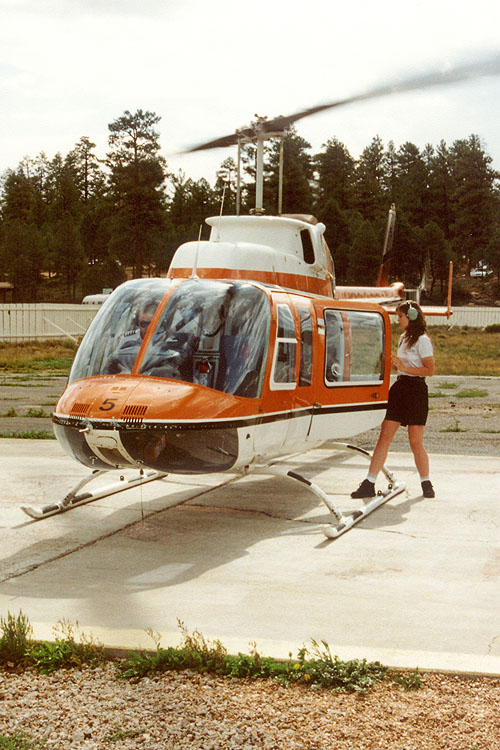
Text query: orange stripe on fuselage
168 267 334 298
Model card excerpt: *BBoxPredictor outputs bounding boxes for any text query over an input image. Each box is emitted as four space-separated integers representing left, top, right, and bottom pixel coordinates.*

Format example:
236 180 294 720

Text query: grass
0 431 55 439
455 389 488 398
392 326 500 376
0 340 77 374
430 387 488 399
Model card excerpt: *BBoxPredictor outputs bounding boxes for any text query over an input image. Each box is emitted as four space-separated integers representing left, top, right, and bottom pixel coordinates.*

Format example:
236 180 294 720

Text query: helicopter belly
53 418 241 474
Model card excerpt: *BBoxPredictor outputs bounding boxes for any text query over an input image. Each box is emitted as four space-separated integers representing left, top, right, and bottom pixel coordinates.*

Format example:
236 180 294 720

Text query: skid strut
21 469 168 520
253 442 405 539
323 443 405 538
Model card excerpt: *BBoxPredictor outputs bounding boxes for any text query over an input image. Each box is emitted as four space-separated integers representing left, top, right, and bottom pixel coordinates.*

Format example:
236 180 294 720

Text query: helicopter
21 55 499 538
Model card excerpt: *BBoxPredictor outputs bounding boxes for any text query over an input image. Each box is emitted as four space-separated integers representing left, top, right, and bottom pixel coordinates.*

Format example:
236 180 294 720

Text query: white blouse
397 334 433 376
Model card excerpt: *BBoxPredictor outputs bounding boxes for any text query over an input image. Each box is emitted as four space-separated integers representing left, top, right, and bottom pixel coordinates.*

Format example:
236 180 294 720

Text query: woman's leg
351 419 400 497
368 419 401 476
408 424 429 478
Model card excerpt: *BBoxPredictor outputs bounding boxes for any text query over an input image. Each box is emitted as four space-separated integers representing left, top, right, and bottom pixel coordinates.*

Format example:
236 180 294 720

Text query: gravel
0 665 499 749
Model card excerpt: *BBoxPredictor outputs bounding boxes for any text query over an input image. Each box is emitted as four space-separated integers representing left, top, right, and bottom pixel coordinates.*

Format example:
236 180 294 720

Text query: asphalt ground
0 402 498 676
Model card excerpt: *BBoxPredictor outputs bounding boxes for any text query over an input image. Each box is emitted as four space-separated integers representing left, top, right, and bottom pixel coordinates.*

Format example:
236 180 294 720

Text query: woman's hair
398 301 428 347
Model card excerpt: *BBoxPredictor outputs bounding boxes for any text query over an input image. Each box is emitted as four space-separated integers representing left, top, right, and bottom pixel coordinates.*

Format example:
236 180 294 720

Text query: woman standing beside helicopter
351 300 436 499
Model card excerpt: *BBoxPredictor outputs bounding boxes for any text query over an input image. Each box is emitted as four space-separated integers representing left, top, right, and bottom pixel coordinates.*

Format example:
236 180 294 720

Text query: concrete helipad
0 438 499 675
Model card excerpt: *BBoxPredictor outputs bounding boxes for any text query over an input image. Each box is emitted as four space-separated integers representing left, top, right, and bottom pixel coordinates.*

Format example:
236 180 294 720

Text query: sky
2 0 500 188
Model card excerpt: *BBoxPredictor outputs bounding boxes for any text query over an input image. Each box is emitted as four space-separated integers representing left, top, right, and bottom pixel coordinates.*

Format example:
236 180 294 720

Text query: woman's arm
391 354 434 377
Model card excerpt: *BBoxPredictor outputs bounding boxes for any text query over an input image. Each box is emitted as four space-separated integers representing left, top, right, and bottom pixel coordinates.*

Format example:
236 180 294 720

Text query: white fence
0 303 499 343
0 304 100 342
426 306 500 327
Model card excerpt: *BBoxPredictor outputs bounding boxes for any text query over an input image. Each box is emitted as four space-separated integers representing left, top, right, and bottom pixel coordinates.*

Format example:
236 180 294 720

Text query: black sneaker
421 480 435 498
351 479 376 499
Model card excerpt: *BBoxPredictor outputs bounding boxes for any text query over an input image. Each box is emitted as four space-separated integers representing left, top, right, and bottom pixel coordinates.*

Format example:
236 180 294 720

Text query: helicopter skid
21 469 168 520
322 481 406 539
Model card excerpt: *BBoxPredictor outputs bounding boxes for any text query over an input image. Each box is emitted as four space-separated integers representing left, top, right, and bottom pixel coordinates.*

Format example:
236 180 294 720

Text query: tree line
0 108 499 302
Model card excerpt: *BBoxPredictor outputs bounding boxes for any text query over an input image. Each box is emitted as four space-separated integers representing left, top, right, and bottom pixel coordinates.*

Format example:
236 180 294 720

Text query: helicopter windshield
69 279 169 382
140 280 270 398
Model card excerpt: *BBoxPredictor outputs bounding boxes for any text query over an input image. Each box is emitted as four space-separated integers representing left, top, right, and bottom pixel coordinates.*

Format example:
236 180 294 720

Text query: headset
406 301 419 321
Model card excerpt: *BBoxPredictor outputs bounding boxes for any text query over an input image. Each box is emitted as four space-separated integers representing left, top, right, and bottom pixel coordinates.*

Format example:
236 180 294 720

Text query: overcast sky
2 0 500 186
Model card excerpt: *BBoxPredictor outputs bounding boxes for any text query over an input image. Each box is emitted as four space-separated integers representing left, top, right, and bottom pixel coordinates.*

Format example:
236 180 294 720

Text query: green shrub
28 620 105 674
392 667 424 690
117 625 387 694
0 611 33 666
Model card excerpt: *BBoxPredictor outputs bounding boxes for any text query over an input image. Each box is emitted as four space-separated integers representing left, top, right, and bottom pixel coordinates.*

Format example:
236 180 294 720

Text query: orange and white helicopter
21 57 498 537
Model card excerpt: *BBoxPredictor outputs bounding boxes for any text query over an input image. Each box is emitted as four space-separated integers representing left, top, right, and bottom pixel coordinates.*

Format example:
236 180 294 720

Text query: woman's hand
391 355 402 370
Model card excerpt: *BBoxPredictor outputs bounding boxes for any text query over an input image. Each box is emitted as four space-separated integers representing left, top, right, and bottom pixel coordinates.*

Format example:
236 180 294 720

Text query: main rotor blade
184 53 500 153
269 53 500 130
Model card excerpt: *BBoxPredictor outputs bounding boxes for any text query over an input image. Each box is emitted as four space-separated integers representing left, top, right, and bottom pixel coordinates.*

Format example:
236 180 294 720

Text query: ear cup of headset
407 302 418 321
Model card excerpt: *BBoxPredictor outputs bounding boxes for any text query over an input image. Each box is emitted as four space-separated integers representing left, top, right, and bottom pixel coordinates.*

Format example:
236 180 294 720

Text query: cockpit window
140 280 270 398
69 279 169 382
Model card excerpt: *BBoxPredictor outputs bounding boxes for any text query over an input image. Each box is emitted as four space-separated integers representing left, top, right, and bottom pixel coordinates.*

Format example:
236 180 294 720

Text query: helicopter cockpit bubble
69 279 169 382
140 279 270 398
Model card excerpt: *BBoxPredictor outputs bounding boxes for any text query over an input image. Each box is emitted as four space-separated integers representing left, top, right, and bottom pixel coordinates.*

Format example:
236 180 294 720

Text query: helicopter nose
53 378 244 473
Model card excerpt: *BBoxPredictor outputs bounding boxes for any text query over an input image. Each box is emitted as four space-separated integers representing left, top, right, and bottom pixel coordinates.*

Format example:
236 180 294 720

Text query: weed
103 727 146 743
290 640 387 693
455 389 488 398
0 611 33 667
480 429 500 434
24 408 49 419
440 418 468 433
485 323 500 333
392 668 424 690
0 408 18 417
28 620 105 674
0 733 46 749
428 392 445 398
0 431 55 439
437 382 458 389
117 624 387 693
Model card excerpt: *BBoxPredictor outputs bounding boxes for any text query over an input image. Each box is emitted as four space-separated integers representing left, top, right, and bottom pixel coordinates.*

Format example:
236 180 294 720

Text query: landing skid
21 469 168 520
253 442 406 539
321 482 405 539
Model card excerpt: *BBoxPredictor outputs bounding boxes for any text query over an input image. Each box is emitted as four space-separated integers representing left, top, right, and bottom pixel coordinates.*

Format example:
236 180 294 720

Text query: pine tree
107 109 167 276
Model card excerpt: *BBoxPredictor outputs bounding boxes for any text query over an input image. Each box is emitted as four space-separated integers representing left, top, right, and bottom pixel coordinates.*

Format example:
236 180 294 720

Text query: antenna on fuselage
190 225 203 279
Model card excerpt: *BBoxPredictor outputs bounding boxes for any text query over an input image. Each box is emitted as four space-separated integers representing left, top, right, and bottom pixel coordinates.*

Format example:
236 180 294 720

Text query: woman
351 300 435 499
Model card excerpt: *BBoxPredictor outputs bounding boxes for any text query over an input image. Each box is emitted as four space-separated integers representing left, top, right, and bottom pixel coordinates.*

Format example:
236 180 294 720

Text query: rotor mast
236 116 286 214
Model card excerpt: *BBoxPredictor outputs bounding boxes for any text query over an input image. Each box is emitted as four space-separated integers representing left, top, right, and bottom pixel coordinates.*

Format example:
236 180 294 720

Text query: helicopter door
309 307 386 441
269 302 313 453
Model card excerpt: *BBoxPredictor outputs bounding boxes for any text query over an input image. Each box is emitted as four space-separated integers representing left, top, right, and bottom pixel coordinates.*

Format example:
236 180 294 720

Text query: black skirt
385 376 429 426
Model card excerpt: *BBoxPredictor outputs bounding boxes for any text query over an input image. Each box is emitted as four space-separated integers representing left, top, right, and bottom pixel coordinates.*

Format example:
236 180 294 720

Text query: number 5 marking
99 398 116 411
